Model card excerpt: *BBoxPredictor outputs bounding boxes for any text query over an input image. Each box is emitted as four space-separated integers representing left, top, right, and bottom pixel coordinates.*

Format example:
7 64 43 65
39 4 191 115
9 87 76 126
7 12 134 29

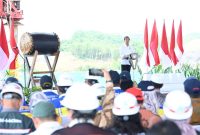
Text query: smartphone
89 68 103 76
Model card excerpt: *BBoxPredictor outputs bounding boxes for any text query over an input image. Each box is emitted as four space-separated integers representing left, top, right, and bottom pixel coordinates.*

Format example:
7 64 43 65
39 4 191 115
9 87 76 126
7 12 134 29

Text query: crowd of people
0 34 199 134
0 68 199 135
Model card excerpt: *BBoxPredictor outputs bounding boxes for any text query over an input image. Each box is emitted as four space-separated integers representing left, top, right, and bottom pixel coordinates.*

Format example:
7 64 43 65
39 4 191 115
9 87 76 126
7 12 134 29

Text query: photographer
88 68 115 129
94 69 115 129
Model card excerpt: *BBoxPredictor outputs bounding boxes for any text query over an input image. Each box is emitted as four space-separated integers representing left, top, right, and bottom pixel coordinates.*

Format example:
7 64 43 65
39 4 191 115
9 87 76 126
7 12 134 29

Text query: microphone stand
128 53 138 70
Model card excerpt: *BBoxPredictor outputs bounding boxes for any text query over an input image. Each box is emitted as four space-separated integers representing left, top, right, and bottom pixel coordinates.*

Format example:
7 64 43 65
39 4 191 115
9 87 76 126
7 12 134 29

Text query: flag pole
9 17 27 87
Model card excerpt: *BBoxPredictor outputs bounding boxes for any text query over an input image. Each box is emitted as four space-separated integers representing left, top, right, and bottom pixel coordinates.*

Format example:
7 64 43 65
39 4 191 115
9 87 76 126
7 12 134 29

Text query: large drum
20 32 60 55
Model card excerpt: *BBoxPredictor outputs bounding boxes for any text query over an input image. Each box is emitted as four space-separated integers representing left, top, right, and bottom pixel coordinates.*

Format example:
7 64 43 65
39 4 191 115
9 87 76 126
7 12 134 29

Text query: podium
24 51 60 88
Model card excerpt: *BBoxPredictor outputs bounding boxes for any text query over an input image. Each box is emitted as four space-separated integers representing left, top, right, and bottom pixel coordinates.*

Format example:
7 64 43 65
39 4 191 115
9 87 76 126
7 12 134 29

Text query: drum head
20 33 34 55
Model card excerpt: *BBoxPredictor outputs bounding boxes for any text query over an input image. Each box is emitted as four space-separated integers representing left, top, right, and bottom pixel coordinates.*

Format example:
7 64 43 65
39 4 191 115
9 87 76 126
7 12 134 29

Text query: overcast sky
20 0 200 40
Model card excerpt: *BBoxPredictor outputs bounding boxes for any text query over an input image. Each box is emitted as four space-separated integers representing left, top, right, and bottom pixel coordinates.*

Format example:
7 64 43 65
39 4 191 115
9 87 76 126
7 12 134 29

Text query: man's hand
122 54 130 60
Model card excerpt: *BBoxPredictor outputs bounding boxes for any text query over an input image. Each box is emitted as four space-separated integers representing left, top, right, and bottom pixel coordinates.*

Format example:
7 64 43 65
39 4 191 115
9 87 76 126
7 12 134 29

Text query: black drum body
20 32 60 55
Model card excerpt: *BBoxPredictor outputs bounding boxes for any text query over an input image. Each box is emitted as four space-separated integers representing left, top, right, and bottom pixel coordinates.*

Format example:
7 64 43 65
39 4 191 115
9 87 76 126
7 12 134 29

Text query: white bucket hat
61 83 99 111
163 90 193 120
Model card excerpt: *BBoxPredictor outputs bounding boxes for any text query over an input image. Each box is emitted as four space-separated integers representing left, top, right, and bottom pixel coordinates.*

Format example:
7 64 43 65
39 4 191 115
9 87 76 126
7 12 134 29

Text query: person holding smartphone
120 36 135 72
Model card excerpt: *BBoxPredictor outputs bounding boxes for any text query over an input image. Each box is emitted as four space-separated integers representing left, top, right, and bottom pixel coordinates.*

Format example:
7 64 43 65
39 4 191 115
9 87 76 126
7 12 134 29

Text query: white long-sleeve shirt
120 44 135 65
29 121 62 135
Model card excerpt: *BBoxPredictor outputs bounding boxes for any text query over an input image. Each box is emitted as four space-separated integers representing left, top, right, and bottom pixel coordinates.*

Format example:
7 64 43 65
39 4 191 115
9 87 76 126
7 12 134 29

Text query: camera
89 68 103 76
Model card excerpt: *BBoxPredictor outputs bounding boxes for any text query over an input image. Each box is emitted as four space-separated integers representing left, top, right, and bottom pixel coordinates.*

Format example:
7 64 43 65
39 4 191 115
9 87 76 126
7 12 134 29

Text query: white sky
19 0 200 40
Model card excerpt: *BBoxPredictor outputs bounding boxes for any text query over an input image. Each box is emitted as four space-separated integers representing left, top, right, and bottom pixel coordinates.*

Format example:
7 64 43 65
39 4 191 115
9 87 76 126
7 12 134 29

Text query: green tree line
61 31 144 61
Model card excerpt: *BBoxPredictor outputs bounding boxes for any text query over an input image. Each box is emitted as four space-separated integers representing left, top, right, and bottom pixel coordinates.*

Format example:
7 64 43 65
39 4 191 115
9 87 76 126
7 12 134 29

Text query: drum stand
24 51 60 88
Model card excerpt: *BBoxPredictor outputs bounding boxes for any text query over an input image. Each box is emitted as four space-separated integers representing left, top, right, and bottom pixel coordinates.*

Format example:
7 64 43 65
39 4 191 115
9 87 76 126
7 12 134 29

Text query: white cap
1 83 23 99
61 83 99 111
91 83 106 97
29 91 48 109
112 92 140 116
163 90 193 120
57 76 73 87
151 74 164 84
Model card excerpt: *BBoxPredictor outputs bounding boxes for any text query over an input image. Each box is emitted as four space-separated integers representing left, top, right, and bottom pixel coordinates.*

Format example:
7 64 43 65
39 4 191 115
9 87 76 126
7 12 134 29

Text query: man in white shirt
120 36 135 72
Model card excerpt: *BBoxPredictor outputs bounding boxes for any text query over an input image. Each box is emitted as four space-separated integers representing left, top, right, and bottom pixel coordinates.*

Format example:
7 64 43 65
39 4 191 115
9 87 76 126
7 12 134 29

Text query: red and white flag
169 20 178 65
144 19 150 67
175 20 184 64
0 19 9 71
9 18 19 70
177 20 184 54
159 21 171 68
150 20 160 66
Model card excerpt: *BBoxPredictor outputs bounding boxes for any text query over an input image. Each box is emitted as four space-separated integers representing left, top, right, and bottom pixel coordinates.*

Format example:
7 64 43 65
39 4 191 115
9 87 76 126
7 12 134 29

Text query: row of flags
144 19 183 68
0 18 18 71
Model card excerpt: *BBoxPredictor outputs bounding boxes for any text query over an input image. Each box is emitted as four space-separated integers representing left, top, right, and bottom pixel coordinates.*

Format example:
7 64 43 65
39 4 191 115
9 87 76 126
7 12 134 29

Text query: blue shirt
43 90 59 101
114 87 124 96
51 95 65 108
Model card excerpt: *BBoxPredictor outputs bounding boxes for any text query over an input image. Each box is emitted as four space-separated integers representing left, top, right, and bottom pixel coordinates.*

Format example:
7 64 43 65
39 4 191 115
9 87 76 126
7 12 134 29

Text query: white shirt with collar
120 44 135 65
29 121 63 135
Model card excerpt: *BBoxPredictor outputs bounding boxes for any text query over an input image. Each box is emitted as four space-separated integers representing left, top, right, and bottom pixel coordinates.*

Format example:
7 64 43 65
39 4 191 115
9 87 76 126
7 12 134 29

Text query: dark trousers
121 65 131 72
